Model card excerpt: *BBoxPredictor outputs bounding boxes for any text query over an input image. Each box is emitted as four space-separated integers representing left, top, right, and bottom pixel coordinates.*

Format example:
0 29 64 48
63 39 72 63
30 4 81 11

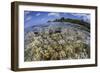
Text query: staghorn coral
24 22 90 61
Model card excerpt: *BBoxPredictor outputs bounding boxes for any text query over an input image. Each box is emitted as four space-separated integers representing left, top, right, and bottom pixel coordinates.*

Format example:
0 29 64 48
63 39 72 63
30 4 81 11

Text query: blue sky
24 11 90 28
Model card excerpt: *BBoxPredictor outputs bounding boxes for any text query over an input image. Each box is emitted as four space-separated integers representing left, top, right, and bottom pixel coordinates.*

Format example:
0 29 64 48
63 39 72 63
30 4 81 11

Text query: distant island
47 17 90 30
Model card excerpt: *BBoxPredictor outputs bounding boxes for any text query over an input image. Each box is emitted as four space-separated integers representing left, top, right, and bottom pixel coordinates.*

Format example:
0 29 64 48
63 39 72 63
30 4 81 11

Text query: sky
24 11 90 28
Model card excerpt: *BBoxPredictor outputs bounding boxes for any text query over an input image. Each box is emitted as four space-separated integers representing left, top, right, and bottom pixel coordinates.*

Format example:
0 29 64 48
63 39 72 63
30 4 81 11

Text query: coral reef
24 22 90 61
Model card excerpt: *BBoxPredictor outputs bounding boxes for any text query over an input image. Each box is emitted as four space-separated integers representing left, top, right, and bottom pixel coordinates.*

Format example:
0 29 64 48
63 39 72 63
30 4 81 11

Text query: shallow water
24 22 90 61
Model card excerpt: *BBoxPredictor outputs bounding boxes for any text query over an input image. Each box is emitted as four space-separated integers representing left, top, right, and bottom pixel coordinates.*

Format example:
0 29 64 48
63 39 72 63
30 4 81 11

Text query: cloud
24 11 30 16
71 13 90 23
26 16 32 21
71 13 89 17
36 13 41 16
41 18 45 21
48 12 60 17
